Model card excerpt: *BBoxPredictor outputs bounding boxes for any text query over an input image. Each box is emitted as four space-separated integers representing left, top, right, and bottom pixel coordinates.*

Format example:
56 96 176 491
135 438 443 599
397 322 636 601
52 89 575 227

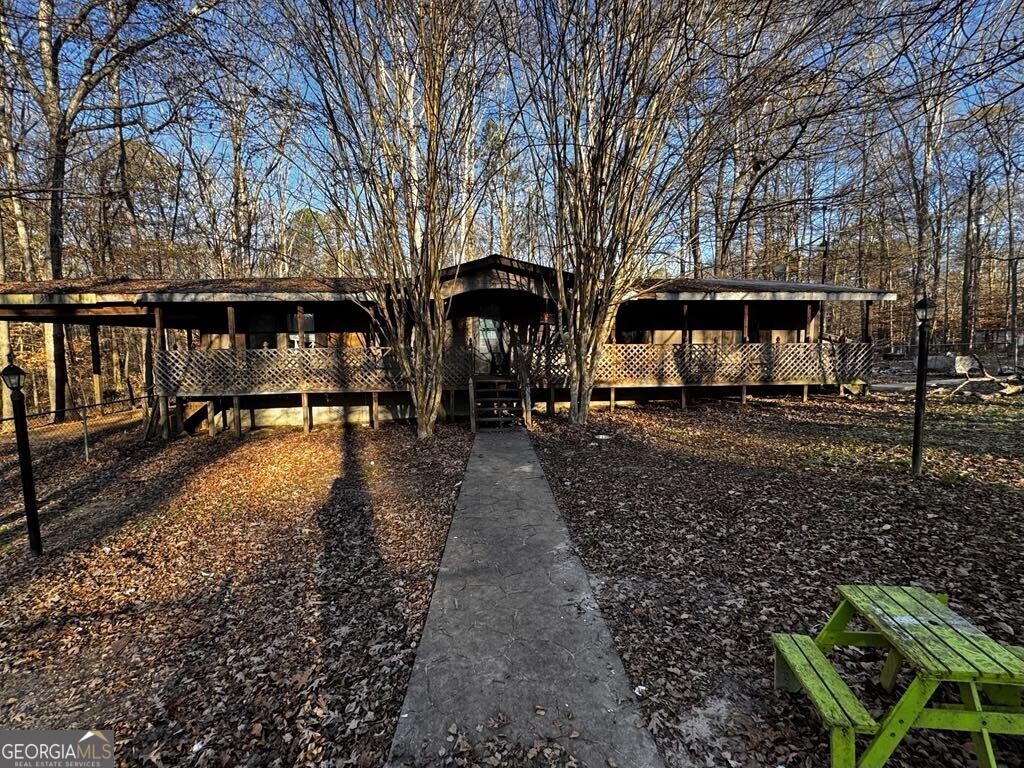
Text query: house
0 255 896 433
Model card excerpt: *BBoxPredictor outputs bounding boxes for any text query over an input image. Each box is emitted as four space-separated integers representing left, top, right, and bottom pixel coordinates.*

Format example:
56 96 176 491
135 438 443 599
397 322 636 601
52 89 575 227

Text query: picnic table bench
773 585 1024 768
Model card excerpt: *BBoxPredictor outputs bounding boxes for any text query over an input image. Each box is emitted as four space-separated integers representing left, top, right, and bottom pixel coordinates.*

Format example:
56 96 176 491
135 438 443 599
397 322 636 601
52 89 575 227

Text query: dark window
248 313 276 350
287 314 316 348
617 328 651 344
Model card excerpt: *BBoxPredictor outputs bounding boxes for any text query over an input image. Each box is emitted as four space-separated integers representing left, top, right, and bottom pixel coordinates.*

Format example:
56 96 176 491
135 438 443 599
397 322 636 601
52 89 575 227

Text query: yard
532 393 1024 768
0 421 471 766
1 392 1022 767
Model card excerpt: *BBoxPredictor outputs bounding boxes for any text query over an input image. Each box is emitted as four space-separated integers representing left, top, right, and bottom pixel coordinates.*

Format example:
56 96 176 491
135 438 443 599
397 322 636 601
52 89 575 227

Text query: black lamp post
911 296 937 477
2 353 41 555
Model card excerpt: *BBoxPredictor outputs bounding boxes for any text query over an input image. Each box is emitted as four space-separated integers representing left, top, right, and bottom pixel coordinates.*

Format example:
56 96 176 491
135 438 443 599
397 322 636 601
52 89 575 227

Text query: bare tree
0 62 32 278
285 0 504 438
0 0 220 414
981 98 1023 367
504 0 698 423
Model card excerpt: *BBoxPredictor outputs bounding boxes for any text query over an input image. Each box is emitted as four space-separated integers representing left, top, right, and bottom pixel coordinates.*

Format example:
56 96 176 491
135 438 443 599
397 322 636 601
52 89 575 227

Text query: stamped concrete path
388 431 663 767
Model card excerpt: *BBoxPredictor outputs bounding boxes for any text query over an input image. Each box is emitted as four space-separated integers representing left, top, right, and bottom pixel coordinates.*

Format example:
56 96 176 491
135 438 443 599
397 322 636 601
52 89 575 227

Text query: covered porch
0 256 896 434
153 339 876 396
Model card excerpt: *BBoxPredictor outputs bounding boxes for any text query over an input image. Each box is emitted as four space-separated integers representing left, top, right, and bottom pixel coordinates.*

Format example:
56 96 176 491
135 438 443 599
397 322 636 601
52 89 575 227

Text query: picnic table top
837 584 1024 685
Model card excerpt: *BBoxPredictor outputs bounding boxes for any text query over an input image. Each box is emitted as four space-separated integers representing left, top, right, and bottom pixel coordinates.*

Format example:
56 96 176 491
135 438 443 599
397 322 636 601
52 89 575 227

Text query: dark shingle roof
640 276 892 298
0 256 895 302
0 275 370 298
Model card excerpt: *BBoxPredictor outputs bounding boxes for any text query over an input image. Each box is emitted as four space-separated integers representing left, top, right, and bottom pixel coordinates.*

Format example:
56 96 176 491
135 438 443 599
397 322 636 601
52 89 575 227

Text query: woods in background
0 0 1022 425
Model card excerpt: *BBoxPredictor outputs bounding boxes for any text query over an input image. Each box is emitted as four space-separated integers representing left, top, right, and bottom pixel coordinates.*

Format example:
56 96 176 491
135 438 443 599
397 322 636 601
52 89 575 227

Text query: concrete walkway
388 431 663 768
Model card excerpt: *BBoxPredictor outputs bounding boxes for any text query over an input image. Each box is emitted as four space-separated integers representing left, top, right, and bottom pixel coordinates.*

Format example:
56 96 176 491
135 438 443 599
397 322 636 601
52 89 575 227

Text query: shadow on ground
0 423 471 766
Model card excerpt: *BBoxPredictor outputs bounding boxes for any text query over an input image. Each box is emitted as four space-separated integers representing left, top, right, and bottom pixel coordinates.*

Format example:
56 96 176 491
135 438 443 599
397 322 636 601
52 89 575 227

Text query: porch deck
154 342 874 397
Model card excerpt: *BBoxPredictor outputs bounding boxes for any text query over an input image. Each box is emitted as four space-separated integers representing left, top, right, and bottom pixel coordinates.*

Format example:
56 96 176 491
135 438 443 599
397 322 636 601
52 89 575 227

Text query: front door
475 316 509 376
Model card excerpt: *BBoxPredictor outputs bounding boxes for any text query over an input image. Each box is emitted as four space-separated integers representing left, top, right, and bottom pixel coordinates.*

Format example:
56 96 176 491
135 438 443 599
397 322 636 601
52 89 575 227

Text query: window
287 313 316 348
618 328 652 344
478 317 502 352
248 314 277 350
692 330 740 346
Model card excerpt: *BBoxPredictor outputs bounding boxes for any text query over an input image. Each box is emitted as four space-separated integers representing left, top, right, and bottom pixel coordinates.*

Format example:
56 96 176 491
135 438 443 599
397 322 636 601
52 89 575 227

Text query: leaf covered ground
0 422 471 767
531 393 1024 768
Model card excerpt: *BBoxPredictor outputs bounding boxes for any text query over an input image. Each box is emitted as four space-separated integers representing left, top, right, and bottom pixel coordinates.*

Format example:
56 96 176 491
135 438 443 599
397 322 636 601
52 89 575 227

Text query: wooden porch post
805 302 814 342
227 305 242 439
371 391 379 429
469 378 477 433
207 400 217 437
174 389 186 434
862 299 875 396
740 302 750 405
608 311 617 414
681 303 690 410
155 307 170 440
88 324 102 405
296 304 311 434
140 330 152 422
862 300 874 343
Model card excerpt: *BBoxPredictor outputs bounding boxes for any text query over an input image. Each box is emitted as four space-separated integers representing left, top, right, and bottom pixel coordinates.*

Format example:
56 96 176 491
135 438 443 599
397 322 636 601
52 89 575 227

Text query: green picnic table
772 585 1024 768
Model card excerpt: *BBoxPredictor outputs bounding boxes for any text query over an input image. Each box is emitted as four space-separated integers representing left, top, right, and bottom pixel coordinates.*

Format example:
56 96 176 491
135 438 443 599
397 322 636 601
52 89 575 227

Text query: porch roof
0 255 897 326
636 277 897 302
0 275 371 302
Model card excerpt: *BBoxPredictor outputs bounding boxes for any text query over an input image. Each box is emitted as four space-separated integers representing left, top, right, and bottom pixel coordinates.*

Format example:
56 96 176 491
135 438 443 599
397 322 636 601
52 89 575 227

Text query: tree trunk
569 365 594 426
413 379 442 439
0 77 33 278
565 316 609 426
44 325 68 416
960 170 975 352
111 62 142 264
46 129 69 417
0 216 7 425
409 351 443 439
0 318 7 424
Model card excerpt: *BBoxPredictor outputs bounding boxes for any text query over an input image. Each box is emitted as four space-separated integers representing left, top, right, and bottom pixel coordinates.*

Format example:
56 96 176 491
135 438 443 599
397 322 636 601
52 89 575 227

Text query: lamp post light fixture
1 352 41 555
911 296 936 477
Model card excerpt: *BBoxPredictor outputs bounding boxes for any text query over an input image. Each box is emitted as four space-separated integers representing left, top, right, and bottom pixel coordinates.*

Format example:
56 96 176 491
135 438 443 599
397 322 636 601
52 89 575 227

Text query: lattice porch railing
155 347 474 397
154 342 872 397
525 342 873 387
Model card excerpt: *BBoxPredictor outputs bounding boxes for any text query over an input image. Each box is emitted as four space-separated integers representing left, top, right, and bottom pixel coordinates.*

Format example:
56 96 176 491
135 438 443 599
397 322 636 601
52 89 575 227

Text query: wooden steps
471 377 521 431
143 396 206 440
181 401 211 434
